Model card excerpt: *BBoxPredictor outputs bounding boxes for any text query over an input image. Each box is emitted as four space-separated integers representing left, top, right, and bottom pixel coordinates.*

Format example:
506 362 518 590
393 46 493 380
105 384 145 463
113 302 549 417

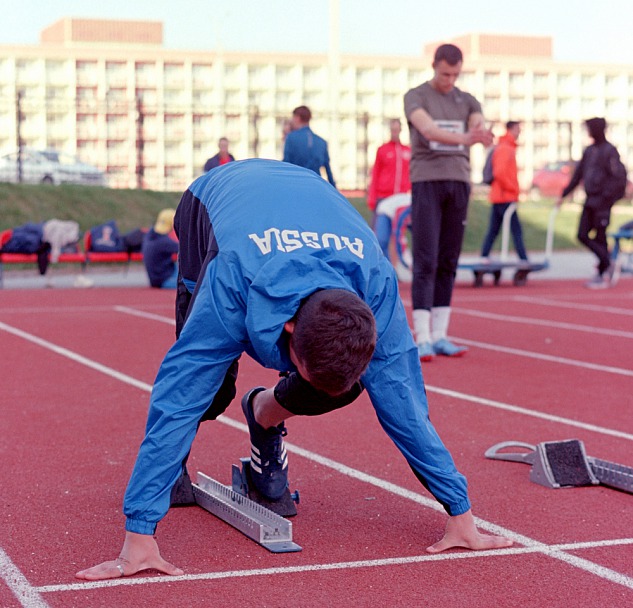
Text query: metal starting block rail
192 471 302 553
485 439 633 494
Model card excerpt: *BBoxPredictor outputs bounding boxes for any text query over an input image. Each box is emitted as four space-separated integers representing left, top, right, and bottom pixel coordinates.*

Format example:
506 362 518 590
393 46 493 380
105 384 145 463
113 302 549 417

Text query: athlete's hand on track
75 531 184 580
426 509 514 554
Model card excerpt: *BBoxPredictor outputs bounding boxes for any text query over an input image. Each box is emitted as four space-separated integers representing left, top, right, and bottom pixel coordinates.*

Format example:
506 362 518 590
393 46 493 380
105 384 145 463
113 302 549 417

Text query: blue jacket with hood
123 159 469 535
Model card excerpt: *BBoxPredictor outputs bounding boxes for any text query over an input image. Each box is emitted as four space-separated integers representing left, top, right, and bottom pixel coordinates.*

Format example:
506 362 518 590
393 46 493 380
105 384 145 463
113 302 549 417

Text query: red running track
1 279 632 607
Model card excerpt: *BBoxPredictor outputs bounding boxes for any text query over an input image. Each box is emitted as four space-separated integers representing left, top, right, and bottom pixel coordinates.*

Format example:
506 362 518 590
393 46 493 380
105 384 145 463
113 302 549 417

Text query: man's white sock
431 306 451 343
413 308 431 345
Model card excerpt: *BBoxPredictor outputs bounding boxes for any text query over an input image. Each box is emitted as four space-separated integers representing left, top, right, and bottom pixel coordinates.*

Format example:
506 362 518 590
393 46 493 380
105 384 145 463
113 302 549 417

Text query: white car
0 148 107 186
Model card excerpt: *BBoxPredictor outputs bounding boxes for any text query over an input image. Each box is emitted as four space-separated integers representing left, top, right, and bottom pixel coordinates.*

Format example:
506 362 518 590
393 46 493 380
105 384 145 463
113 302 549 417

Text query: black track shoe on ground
241 387 289 500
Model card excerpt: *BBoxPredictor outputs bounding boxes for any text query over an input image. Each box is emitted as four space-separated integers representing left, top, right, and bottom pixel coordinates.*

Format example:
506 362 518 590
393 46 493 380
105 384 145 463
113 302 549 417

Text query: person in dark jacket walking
556 117 624 288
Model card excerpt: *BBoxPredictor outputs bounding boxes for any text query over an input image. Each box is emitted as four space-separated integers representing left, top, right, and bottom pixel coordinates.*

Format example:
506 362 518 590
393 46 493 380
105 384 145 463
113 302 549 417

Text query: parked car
0 148 107 186
532 159 633 201
531 160 577 198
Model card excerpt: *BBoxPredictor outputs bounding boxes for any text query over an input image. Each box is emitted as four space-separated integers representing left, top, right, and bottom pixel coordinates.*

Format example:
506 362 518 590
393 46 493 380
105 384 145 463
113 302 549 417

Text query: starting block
231 457 299 518
485 439 633 493
191 459 301 554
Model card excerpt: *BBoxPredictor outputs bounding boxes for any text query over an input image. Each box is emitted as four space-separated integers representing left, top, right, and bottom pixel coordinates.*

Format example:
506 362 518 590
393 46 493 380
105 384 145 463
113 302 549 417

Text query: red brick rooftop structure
40 18 163 46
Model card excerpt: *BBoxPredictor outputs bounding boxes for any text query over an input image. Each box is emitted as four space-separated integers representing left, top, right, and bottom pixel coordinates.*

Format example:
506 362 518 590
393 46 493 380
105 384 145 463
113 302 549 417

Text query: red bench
1 227 178 288
0 228 90 287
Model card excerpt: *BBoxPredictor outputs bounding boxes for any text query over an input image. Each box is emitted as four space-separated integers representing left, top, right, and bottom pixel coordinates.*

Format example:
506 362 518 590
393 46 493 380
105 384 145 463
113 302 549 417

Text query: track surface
1 278 632 607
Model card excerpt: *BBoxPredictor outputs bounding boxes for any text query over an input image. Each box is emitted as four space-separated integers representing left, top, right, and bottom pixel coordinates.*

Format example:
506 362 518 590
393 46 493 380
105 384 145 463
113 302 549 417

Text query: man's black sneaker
241 387 289 500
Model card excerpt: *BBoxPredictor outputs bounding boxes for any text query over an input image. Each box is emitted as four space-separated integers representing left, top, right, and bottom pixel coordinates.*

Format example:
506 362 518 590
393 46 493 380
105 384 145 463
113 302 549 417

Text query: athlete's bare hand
465 128 494 147
75 531 184 580
426 510 513 554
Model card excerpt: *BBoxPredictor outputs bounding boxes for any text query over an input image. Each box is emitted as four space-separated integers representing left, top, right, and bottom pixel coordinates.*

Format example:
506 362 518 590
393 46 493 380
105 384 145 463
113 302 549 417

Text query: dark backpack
89 220 125 252
1 223 43 254
122 228 146 253
482 147 496 185
604 146 628 203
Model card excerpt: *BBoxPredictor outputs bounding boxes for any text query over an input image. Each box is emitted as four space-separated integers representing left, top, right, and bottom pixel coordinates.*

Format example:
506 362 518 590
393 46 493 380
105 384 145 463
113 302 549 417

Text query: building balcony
106 149 129 164
16 74 44 88
107 126 130 140
135 75 158 88
47 124 70 139
106 75 128 88
76 125 100 139
164 75 186 88
76 72 98 86
46 72 71 86
164 127 186 140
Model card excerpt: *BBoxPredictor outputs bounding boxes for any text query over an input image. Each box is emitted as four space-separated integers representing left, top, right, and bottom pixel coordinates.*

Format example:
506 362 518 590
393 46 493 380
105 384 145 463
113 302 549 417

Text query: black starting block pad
232 458 299 518
485 439 633 493
459 261 548 287
192 469 302 553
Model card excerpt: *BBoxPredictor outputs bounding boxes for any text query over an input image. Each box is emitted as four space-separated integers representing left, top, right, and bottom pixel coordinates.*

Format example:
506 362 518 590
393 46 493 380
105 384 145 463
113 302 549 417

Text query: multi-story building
0 19 632 191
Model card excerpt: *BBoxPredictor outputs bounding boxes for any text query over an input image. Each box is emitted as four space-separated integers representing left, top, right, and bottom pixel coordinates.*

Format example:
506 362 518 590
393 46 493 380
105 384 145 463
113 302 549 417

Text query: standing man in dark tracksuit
75 160 511 581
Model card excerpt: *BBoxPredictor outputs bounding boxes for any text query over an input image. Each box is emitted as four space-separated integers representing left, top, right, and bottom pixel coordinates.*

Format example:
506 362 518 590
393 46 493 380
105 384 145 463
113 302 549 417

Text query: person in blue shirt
142 209 179 289
283 105 336 187
76 159 511 581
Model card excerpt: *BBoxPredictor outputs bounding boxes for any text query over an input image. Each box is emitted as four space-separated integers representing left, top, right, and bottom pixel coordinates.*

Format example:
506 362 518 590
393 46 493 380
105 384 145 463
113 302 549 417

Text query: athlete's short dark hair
433 44 463 66
292 105 312 123
291 289 376 395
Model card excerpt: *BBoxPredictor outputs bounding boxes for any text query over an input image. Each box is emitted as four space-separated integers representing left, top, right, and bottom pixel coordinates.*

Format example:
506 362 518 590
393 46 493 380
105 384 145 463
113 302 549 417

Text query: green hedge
2 182 632 253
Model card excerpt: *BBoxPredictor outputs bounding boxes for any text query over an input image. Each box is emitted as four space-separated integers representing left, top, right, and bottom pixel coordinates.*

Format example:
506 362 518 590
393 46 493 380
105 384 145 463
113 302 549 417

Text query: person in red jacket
368 119 411 258
368 119 411 211
480 121 529 263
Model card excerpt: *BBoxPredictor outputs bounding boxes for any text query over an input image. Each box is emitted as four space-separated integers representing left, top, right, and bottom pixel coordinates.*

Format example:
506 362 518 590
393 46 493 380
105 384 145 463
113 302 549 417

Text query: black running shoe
241 387 289 500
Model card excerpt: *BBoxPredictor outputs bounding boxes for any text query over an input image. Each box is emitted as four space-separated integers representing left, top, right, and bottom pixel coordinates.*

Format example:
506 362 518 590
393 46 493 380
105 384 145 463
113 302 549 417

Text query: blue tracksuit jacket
123 159 469 534
283 126 336 187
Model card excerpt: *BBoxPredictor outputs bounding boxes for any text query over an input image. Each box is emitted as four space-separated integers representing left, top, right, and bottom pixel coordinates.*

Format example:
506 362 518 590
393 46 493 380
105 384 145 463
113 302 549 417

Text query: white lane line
0 305 123 315
454 308 633 339
0 547 50 607
512 296 633 317
3 321 633 592
0 321 153 393
0 304 173 315
114 305 176 325
453 337 633 378
35 538 633 593
3 317 631 442
425 384 633 442
115 305 633 379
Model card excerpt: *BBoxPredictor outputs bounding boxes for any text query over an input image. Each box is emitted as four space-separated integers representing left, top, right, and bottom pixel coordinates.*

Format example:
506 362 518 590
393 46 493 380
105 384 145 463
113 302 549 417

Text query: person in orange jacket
480 121 529 263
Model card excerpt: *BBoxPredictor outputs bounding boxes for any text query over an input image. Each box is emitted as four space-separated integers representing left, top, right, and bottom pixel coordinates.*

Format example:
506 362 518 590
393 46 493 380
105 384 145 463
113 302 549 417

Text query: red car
532 160 633 200
531 161 577 198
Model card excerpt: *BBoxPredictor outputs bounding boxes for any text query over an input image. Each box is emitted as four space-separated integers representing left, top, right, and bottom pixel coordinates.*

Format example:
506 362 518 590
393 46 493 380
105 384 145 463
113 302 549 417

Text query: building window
484 72 500 87
382 68 399 91
459 71 475 89
407 70 423 85
192 63 213 86
557 73 571 87
509 72 525 87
